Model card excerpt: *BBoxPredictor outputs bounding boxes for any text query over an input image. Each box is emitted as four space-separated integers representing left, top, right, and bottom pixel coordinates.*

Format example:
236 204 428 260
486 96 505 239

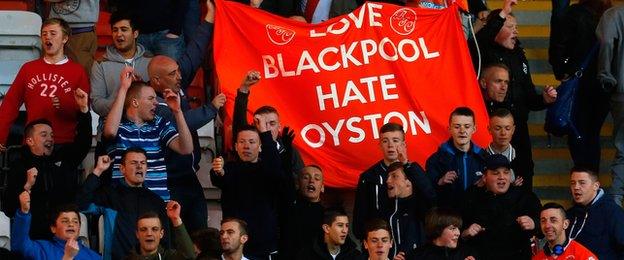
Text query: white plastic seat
0 211 10 250
78 212 89 248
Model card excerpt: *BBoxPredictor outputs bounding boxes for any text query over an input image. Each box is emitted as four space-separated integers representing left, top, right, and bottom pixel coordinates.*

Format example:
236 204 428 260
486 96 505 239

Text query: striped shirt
107 115 178 201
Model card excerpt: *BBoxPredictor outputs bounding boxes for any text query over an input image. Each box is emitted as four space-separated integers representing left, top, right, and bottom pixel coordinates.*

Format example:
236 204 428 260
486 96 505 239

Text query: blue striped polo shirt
107 115 178 201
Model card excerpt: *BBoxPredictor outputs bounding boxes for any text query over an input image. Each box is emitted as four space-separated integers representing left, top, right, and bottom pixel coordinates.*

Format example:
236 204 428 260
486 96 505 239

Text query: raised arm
103 66 135 140
166 201 196 258
179 0 215 91
77 156 112 210
60 88 93 168
232 71 261 144
11 191 45 258
164 89 193 155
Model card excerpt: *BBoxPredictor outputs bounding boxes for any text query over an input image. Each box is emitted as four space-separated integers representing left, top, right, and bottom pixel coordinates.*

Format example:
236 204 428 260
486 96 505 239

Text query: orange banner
214 1 490 188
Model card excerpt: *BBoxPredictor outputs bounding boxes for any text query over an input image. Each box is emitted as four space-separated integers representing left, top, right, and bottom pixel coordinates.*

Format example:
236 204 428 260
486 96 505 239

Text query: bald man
90 0 216 164
146 1 224 232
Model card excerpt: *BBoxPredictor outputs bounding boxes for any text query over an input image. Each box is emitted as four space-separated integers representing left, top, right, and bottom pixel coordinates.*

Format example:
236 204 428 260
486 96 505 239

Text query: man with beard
0 18 90 151
461 154 541 259
103 67 193 201
125 202 195 259
470 0 557 193
77 148 169 259
566 167 624 259
279 165 326 260
3 88 91 240
533 203 597 260
220 218 250 260
297 209 361 260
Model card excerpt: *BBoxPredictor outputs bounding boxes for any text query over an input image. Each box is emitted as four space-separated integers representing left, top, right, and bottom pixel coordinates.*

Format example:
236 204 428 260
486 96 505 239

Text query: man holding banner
213 0 491 212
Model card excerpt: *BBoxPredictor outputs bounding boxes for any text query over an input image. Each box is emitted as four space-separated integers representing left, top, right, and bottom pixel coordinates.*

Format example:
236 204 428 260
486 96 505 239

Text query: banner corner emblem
266 24 296 45
390 8 417 35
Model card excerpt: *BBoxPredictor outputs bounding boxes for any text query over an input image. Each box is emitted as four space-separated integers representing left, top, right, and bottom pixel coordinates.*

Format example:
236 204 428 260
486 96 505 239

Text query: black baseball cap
484 154 511 171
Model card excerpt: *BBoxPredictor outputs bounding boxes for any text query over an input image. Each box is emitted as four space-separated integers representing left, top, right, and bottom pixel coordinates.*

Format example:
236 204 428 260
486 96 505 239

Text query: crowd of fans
0 0 624 259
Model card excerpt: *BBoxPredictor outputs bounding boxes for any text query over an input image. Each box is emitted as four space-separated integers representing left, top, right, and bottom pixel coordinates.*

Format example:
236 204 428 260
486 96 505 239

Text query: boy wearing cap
461 154 542 259
384 161 435 258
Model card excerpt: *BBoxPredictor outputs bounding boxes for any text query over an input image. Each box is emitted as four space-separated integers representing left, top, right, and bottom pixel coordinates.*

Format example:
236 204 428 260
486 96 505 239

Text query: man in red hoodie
0 18 90 151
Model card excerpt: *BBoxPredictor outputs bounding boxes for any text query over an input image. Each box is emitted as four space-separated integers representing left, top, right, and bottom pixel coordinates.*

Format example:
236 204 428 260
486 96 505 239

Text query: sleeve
524 191 543 237
159 118 180 148
232 90 250 144
90 61 113 117
172 224 196 259
291 148 305 173
60 111 93 169
76 174 111 210
523 58 547 112
468 0 487 17
405 162 437 205
168 0 187 36
3 160 27 218
182 104 218 131
179 22 213 91
10 211 44 258
352 173 368 240
78 64 91 94
596 9 620 87
210 168 225 189
548 9 579 80
259 131 283 183
609 204 624 252
476 15 506 48
0 65 27 144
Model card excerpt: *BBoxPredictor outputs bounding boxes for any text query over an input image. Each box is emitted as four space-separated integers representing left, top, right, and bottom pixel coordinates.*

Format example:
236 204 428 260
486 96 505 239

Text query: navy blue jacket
77 175 169 260
425 140 486 208
353 160 390 240
567 189 624 260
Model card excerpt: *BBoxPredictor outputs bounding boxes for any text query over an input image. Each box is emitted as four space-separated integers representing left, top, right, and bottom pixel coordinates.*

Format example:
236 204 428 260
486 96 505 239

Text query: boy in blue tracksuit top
12 197 101 259
426 107 487 209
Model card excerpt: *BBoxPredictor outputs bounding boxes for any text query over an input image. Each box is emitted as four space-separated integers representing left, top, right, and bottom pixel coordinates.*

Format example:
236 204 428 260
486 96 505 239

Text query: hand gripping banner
214 0 490 188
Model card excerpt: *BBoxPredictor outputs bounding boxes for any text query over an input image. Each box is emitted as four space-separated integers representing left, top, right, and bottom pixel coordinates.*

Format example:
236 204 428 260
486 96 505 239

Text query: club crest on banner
390 8 416 35
265 24 296 45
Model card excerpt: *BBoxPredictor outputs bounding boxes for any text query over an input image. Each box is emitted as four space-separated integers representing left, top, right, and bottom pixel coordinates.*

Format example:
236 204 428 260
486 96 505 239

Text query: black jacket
425 140 486 209
296 236 361 260
409 243 479 260
77 174 169 260
470 14 546 124
3 111 92 240
353 160 390 240
279 194 325 260
386 195 427 256
461 186 541 260
549 3 600 81
210 131 284 258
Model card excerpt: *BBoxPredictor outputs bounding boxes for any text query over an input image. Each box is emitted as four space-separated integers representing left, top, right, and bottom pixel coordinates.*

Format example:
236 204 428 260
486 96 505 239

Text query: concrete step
534 173 612 187
528 123 613 137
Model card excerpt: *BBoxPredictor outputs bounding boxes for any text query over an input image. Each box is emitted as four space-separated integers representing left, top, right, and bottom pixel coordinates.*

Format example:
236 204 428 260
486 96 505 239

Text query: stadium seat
98 215 104 254
79 212 90 248
0 211 9 250
0 1 28 11
0 11 41 94
95 11 112 60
